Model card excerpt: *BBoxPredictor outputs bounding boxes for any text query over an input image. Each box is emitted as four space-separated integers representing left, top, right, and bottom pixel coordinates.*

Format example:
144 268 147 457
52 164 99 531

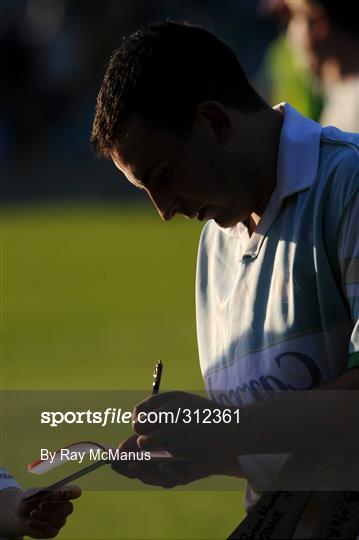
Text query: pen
152 360 163 395
23 362 164 502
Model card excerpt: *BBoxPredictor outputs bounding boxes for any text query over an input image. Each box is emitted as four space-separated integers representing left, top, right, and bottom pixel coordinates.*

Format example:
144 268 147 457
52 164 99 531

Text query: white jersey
196 103 359 508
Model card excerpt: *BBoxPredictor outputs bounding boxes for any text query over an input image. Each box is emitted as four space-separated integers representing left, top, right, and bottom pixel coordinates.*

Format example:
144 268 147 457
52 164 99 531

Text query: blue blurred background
1 0 280 202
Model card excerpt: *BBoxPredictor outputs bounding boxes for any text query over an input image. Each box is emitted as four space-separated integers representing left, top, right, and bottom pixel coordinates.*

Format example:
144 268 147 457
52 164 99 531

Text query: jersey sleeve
0 467 21 491
337 193 359 368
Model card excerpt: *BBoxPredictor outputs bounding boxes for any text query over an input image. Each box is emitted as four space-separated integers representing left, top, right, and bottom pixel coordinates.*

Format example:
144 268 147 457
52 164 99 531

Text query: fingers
132 392 186 430
119 425 175 454
157 462 195 485
129 392 225 460
133 392 184 417
21 486 80 538
26 518 63 539
52 485 81 500
113 460 209 488
118 434 141 452
137 427 175 452
37 501 74 514
111 460 135 477
29 509 67 528
112 460 178 489
26 507 69 539
133 403 178 435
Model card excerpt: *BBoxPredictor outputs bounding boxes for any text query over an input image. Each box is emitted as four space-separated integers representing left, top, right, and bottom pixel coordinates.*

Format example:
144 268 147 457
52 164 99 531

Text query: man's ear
195 101 232 144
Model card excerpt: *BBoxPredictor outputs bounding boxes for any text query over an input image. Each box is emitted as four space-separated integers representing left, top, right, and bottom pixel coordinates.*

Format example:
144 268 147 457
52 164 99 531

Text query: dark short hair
314 0 359 38
91 20 267 158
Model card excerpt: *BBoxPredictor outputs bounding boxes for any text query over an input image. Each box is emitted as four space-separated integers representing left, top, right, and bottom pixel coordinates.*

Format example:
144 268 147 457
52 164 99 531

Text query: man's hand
112 434 244 489
131 391 240 459
16 485 81 538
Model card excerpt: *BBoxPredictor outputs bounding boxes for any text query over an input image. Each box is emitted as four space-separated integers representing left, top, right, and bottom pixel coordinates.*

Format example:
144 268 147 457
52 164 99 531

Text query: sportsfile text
41 408 241 427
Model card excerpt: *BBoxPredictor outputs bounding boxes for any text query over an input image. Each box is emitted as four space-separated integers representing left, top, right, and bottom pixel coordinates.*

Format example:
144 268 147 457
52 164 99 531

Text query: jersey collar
274 102 322 201
219 102 322 240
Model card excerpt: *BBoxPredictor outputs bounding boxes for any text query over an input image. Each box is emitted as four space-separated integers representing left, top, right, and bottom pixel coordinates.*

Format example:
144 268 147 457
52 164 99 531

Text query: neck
250 107 284 217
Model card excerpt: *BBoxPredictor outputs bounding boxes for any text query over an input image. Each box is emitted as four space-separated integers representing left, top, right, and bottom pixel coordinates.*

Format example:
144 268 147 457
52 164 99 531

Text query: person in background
0 466 81 539
283 0 359 131
257 0 323 120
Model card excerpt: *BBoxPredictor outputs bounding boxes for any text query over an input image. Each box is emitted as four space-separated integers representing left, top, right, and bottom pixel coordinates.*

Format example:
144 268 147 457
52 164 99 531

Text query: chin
215 209 249 228
214 216 241 228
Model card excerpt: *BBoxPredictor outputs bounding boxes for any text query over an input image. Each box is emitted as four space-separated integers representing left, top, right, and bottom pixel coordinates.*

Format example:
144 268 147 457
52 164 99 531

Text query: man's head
92 21 276 228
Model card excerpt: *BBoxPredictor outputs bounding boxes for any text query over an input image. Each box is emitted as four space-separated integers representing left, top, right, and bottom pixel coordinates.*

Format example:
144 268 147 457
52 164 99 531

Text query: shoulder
316 129 359 210
319 127 359 181
311 131 359 262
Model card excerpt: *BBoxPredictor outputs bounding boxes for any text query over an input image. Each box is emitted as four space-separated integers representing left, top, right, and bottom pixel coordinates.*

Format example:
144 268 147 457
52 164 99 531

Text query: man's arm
130 370 359 460
235 367 359 455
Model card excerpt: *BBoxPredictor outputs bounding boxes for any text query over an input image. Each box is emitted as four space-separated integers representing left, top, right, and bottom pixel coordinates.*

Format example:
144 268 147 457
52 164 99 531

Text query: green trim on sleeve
347 351 359 369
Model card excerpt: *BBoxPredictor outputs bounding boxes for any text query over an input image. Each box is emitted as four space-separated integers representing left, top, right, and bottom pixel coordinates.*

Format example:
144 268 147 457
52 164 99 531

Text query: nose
147 189 179 221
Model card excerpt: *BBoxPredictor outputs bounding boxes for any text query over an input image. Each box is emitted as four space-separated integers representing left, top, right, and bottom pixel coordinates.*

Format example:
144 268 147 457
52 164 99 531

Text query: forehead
111 117 183 185
112 117 178 173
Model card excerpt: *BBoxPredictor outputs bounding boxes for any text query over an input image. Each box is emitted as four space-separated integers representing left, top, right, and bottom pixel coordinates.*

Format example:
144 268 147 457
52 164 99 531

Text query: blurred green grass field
1 203 245 539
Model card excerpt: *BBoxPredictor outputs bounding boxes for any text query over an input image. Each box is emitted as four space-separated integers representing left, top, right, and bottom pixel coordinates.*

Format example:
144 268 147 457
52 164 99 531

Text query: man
283 0 359 131
91 21 359 510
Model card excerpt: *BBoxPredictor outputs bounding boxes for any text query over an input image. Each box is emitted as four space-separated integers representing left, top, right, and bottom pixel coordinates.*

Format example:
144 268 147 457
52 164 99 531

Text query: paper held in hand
23 441 172 501
27 441 172 475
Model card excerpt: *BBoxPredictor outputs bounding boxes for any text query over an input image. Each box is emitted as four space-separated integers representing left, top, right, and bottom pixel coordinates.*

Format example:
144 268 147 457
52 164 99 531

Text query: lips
180 205 209 220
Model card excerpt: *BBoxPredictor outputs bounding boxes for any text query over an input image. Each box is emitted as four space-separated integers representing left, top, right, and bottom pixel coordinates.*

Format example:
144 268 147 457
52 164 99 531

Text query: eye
145 165 171 189
160 167 170 186
158 165 171 186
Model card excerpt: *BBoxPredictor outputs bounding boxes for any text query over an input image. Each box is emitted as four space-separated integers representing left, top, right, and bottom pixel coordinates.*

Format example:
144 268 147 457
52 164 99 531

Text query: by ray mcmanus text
40 447 151 465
